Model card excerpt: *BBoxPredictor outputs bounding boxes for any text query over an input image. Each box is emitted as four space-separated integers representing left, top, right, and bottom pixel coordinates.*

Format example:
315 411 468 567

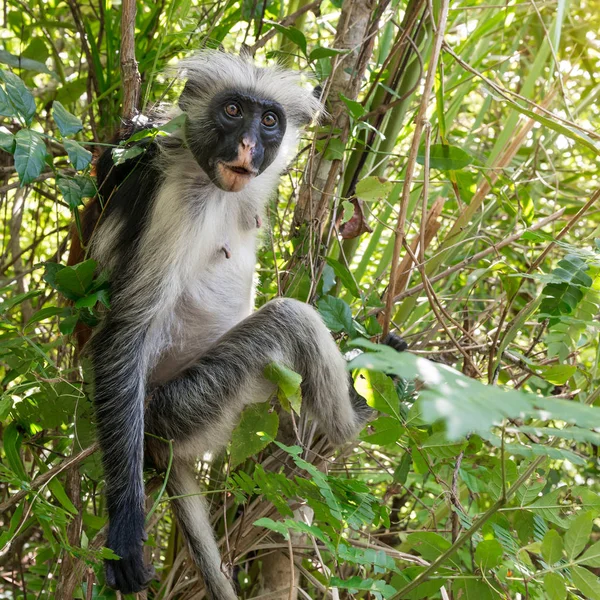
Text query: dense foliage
1 0 600 598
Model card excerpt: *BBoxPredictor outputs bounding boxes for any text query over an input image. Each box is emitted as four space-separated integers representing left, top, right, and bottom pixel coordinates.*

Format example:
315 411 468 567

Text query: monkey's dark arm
89 146 165 594
91 304 156 593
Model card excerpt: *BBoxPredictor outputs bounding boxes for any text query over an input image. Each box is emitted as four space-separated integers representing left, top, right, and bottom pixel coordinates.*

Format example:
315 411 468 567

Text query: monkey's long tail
166 463 238 600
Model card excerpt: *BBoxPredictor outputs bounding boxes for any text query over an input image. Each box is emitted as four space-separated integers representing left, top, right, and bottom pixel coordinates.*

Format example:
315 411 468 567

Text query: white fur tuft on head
177 50 323 126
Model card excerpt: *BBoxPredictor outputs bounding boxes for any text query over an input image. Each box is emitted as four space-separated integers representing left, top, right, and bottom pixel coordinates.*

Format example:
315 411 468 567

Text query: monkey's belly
150 274 254 384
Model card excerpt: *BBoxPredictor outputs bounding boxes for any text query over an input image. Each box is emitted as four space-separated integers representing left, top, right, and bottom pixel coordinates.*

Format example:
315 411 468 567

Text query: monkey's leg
146 298 371 600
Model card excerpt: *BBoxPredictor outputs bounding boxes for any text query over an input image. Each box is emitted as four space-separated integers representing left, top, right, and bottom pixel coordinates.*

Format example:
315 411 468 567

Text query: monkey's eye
262 112 278 128
225 103 241 117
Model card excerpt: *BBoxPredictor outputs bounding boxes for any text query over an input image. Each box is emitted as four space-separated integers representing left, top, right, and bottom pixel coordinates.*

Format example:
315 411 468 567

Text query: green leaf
360 415 403 445
0 49 54 77
325 258 361 298
47 478 78 514
64 139 92 170
112 145 145 165
417 143 473 171
14 129 47 184
317 295 354 334
52 101 83 136
330 576 396 598
356 176 394 202
321 137 345 161
354 369 399 415
0 130 15 152
263 361 302 414
230 402 278 467
536 364 577 385
267 22 307 55
0 289 41 314
308 47 346 62
0 70 35 124
422 432 467 458
579 541 600 567
58 176 86 209
253 517 291 539
572 566 600 600
393 452 411 484
541 529 563 564
406 532 453 562
565 511 593 560
3 422 28 481
475 539 504 570
544 573 567 600
340 93 365 119
54 259 97 298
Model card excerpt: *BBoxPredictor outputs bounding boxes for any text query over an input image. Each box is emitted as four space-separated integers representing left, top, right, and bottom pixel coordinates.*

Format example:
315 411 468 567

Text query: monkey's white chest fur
143 169 268 384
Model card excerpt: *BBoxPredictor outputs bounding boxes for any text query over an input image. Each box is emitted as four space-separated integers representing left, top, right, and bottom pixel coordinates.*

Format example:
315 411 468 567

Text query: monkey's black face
186 90 287 192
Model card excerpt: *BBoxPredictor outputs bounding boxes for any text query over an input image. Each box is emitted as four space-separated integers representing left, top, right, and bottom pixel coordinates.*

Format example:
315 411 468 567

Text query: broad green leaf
340 93 365 119
263 361 302 414
14 129 47 184
53 260 96 298
348 339 600 439
417 143 474 170
544 573 567 600
565 511 593 560
112 145 145 165
64 139 92 170
0 70 35 124
452 579 500 600
58 176 86 209
308 47 346 62
541 529 563 564
267 22 307 55
0 49 53 77
356 176 394 202
230 402 278 468
406 532 452 561
3 422 28 481
354 369 399 416
52 101 83 136
475 539 504 570
360 415 403 445
320 137 345 161
341 200 354 224
421 432 467 458
0 130 14 152
325 258 361 298
572 566 600 600
580 541 600 567
536 364 577 385
317 295 354 334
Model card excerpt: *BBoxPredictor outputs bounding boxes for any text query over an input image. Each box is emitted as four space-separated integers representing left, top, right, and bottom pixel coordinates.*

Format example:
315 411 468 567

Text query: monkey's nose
241 136 257 150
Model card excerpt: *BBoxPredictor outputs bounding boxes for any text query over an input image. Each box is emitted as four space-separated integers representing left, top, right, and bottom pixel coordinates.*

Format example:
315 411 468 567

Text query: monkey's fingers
105 554 156 594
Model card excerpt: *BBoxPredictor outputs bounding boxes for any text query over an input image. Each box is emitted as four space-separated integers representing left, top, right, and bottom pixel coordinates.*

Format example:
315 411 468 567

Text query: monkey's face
185 90 287 192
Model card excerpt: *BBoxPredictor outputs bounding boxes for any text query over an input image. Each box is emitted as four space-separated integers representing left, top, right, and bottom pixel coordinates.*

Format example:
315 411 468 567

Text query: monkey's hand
105 512 155 594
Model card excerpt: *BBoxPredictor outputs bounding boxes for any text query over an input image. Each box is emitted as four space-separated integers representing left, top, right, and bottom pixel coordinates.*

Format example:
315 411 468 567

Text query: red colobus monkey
84 52 373 599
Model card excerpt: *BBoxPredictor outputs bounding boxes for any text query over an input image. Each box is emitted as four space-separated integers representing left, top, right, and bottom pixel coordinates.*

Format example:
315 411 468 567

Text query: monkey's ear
312 85 323 101
178 80 202 111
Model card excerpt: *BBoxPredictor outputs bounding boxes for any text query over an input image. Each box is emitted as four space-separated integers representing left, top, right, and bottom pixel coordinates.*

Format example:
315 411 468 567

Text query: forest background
0 0 600 598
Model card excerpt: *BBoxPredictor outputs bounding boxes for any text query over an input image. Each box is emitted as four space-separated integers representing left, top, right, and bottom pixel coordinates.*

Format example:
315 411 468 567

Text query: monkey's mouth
216 162 258 192
225 165 257 177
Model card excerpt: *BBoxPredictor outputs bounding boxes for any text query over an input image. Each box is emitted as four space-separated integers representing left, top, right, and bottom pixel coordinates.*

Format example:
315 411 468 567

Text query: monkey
81 51 376 599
